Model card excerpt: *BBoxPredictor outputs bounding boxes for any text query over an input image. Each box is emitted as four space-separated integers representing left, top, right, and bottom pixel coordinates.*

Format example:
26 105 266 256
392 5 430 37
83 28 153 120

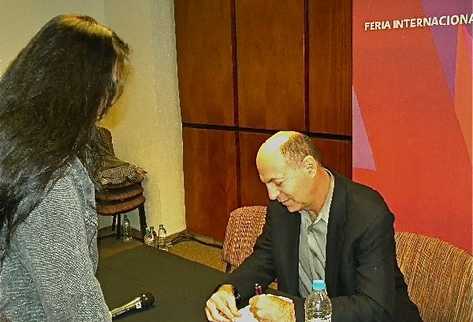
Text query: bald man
205 131 421 322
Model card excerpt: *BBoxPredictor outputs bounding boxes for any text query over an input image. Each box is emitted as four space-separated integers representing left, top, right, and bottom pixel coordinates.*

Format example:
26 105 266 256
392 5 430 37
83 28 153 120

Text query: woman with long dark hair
0 15 129 321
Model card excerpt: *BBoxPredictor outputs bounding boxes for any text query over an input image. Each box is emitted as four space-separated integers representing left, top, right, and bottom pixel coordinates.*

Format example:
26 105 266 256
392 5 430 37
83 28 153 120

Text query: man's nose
266 184 279 200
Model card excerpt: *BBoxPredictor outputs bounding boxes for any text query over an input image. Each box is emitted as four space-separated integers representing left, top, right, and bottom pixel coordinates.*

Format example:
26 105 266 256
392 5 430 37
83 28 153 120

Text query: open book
235 294 295 322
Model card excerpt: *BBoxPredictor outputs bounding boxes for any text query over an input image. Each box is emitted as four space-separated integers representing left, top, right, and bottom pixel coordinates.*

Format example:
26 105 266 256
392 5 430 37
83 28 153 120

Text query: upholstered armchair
222 206 267 272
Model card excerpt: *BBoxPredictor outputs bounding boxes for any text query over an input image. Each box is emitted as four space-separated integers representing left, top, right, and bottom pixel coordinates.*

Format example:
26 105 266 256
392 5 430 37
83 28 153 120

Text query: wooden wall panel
239 132 271 206
176 0 352 241
175 0 235 126
313 138 352 177
237 0 305 131
309 0 352 135
182 128 238 240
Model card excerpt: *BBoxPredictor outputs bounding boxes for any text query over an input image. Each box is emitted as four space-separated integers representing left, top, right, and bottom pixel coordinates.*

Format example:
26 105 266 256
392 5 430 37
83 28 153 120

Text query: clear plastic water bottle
304 280 332 322
121 215 132 242
157 224 168 251
143 226 155 247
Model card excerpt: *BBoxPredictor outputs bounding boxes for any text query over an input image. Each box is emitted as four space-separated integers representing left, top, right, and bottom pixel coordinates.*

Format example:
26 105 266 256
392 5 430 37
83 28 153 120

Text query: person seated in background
0 15 129 321
205 131 421 322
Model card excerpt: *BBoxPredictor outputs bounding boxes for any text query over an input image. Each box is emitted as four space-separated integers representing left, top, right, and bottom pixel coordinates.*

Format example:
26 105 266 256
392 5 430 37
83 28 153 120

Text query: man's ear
302 156 317 177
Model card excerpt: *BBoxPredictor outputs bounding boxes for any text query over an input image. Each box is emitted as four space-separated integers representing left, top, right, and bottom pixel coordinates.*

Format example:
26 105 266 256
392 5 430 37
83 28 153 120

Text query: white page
235 305 258 322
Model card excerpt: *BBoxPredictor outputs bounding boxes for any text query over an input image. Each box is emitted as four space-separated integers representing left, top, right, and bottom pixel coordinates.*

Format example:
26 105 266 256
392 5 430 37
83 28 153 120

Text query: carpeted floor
98 232 227 272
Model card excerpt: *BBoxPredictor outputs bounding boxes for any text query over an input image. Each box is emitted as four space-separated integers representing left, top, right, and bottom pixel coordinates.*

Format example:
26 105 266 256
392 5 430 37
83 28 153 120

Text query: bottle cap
312 279 326 291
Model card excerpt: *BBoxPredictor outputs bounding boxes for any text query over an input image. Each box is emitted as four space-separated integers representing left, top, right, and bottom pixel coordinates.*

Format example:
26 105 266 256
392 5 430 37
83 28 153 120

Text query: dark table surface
97 245 226 322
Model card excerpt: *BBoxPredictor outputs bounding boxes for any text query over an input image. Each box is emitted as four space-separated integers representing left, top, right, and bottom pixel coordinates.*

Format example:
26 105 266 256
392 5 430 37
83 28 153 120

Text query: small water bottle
304 280 332 322
144 226 155 247
157 224 168 251
121 215 132 242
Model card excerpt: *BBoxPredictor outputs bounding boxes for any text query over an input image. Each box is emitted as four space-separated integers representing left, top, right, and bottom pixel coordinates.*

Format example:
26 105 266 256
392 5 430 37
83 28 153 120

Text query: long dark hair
0 15 129 255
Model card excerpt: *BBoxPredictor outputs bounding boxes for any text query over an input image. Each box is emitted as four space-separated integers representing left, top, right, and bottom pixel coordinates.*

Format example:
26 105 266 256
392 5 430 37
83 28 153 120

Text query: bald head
257 131 321 168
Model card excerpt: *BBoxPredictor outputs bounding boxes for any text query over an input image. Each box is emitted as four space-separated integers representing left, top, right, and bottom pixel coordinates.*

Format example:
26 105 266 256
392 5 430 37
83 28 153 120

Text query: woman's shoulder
26 157 95 224
65 157 93 187
53 157 93 195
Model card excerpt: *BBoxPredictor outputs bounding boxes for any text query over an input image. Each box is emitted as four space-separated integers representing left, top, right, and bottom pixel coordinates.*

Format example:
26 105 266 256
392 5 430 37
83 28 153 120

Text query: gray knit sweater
0 158 111 321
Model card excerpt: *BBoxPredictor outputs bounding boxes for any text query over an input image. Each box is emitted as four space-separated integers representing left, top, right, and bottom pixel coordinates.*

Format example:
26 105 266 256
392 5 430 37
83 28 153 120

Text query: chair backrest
395 232 473 322
223 206 267 270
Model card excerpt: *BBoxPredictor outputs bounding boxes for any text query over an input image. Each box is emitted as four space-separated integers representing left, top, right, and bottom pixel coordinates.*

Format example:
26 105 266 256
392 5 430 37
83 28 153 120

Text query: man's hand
205 284 241 322
249 294 296 322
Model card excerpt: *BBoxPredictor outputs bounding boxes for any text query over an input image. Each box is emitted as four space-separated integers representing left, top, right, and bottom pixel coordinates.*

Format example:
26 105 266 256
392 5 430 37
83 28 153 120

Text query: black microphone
110 292 155 319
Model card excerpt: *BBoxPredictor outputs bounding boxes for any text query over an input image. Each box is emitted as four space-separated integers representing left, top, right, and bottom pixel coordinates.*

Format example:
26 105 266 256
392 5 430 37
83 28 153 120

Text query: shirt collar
301 168 335 225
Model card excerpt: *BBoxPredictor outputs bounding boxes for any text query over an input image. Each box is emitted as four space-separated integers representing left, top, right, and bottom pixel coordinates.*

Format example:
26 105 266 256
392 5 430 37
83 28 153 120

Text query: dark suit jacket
226 173 421 322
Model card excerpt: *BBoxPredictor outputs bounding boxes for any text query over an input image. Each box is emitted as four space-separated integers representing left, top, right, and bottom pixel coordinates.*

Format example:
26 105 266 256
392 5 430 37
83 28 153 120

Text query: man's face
256 150 313 213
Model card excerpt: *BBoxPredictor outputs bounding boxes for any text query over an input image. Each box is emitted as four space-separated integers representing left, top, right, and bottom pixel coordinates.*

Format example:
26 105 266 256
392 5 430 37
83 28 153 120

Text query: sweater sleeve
15 175 111 322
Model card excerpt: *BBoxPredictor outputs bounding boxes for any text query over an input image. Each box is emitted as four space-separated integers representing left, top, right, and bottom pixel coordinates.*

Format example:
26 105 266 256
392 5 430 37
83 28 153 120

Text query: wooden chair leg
111 215 117 231
138 204 147 241
225 263 232 273
116 214 122 239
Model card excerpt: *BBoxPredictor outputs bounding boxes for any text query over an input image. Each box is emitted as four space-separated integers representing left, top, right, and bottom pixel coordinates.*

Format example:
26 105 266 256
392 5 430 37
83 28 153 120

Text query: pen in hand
254 283 263 295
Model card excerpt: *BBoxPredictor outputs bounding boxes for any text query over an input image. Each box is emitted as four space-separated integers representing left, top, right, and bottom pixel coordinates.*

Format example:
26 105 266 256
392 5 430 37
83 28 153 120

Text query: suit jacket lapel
276 205 301 296
325 173 347 296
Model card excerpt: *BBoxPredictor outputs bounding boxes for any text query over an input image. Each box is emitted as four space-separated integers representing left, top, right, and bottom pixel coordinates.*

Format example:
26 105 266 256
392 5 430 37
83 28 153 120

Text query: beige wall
0 0 186 235
101 0 185 234
0 1 104 71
